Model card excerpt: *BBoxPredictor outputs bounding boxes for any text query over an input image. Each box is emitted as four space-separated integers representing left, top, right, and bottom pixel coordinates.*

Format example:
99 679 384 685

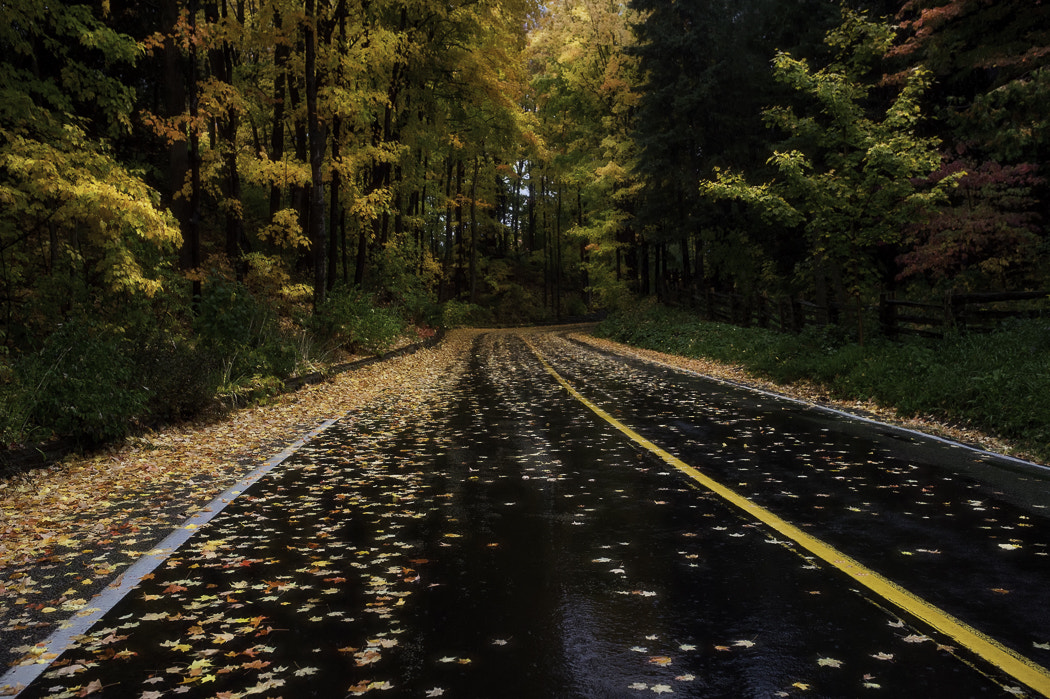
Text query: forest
1 0 1048 446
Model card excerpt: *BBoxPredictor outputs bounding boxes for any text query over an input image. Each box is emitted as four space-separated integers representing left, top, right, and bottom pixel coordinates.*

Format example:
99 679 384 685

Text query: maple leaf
77 679 103 696
649 656 673 666
817 657 842 668
652 686 674 694
355 650 382 666
425 689 445 697
902 635 929 644
871 652 894 661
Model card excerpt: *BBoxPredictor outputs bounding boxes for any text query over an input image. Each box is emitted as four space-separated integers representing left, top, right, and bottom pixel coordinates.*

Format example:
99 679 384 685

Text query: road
5 329 1050 697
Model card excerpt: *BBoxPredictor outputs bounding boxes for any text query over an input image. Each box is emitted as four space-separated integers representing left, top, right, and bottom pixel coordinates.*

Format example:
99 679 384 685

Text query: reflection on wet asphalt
10 330 1049 697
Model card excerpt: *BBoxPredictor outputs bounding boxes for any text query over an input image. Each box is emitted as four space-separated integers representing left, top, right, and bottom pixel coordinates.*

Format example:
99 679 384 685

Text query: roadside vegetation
598 303 1050 464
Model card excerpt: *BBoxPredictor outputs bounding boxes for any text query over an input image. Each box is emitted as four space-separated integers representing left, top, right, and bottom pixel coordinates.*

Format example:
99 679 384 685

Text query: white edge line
571 335 1050 475
1 417 342 696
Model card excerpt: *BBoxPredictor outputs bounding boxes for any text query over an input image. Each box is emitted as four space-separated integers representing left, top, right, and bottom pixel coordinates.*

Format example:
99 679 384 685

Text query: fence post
879 293 897 339
945 292 959 335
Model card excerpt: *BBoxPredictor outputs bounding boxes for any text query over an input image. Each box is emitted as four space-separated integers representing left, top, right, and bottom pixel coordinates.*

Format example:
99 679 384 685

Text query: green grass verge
597 302 1050 463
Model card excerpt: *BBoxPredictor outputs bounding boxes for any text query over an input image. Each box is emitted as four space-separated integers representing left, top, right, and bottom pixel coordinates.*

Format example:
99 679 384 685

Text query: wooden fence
687 288 1049 338
880 290 1050 338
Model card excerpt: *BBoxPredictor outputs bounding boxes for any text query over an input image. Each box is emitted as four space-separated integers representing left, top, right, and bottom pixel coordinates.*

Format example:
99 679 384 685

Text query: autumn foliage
2 0 1049 446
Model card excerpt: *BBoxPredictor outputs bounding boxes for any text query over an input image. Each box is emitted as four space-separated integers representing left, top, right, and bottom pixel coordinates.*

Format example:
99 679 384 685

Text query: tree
627 0 843 296
0 1 181 346
700 8 957 342
886 0 1050 292
528 0 645 309
898 159 1046 290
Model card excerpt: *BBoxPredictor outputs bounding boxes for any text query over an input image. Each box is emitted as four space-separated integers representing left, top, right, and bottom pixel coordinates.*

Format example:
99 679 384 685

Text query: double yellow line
525 338 1050 697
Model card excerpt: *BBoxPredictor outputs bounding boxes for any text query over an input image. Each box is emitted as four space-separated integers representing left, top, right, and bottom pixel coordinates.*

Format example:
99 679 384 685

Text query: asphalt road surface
5 329 1050 698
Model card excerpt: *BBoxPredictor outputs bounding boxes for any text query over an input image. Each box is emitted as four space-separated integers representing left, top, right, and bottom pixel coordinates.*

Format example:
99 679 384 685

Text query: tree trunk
327 117 341 291
555 185 562 319
306 0 327 308
469 154 480 303
268 9 288 220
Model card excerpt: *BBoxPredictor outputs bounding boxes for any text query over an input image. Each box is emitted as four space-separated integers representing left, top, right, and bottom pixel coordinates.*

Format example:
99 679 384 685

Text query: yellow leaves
1 126 181 299
258 209 309 249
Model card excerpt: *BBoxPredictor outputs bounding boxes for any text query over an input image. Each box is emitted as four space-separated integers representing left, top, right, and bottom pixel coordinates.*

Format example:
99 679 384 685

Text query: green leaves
699 8 950 326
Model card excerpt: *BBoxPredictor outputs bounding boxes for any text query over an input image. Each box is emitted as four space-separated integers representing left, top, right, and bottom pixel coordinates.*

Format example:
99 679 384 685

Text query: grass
597 302 1050 463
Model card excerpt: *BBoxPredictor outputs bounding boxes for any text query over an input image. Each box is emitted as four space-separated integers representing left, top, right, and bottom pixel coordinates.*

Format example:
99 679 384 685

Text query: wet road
5 329 1050 697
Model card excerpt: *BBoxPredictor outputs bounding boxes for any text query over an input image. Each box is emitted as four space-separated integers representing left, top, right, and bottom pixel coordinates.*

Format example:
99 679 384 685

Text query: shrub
131 335 223 422
310 286 405 355
439 299 489 328
194 278 297 383
17 318 146 443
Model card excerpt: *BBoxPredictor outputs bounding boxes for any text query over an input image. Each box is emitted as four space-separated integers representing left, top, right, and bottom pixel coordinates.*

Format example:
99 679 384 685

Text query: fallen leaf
77 679 103 697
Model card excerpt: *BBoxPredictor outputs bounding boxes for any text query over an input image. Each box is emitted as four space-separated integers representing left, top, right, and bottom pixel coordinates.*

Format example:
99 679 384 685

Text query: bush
194 278 297 384
131 335 223 422
439 299 490 328
16 318 147 443
310 286 405 355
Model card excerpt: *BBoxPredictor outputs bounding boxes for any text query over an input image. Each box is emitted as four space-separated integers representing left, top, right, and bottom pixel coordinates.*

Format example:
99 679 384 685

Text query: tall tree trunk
680 236 691 287
455 159 465 297
527 171 536 253
306 0 327 308
555 185 562 319
207 0 245 273
354 217 368 286
269 9 288 220
541 176 548 310
469 154 480 303
327 116 341 291
640 239 650 296
287 42 309 238
442 156 454 300
180 0 202 304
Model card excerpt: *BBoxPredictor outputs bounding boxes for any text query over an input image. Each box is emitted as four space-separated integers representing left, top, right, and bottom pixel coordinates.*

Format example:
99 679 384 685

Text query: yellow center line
524 338 1050 698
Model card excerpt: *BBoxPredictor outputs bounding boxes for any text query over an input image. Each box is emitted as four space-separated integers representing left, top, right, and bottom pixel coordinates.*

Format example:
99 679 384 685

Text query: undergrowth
598 302 1050 463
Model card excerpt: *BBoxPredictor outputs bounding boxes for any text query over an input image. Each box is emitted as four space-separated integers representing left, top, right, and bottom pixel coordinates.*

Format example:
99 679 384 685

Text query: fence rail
686 288 1049 338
